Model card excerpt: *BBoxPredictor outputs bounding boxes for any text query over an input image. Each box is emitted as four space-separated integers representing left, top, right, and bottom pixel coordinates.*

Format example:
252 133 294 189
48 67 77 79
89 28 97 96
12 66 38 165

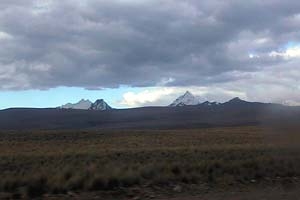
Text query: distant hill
1 98 300 130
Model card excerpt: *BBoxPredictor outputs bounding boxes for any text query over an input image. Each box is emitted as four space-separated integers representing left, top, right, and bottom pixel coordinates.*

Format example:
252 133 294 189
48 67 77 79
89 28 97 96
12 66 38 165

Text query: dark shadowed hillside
1 101 300 130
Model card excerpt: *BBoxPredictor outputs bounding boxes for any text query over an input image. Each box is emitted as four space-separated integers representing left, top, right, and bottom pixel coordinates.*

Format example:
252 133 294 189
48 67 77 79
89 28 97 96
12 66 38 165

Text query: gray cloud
0 0 300 94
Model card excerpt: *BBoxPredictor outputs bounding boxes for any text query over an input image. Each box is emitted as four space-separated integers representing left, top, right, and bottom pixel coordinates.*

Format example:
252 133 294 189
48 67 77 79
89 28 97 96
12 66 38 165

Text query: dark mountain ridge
0 97 299 130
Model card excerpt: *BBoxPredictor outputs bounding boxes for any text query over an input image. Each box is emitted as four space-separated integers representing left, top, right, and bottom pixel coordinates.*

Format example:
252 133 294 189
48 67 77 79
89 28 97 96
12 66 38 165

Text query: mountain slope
89 99 112 111
1 101 299 130
1 94 300 131
61 99 92 110
201 101 221 106
170 91 221 107
60 99 112 110
169 91 200 106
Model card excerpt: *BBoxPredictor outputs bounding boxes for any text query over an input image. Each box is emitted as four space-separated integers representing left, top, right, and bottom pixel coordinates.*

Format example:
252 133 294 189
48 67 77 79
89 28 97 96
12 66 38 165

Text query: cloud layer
1 0 300 104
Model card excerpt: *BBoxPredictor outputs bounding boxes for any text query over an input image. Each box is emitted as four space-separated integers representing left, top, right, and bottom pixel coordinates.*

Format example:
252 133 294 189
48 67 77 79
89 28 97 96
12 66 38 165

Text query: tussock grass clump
0 126 299 197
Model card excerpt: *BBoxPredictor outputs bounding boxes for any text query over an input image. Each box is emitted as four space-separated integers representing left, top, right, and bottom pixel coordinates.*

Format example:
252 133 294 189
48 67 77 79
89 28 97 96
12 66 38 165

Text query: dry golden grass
0 126 299 198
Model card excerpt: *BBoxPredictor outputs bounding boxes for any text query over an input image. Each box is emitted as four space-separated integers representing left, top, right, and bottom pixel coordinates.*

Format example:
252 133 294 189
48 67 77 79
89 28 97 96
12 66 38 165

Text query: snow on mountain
60 99 112 110
169 91 222 107
169 91 200 106
89 99 112 111
60 99 92 110
201 101 221 106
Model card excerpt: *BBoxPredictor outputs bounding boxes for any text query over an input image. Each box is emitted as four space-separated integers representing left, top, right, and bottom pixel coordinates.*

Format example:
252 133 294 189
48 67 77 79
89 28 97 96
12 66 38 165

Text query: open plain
0 126 299 199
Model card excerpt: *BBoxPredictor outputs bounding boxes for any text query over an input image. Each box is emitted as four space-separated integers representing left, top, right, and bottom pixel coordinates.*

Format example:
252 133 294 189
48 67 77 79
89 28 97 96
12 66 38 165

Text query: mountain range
58 91 237 110
60 99 112 110
170 91 221 107
0 91 299 130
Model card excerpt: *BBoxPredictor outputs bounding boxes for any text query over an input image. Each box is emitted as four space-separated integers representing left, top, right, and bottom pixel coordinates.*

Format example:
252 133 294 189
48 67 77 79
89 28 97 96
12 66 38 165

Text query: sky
1 0 300 109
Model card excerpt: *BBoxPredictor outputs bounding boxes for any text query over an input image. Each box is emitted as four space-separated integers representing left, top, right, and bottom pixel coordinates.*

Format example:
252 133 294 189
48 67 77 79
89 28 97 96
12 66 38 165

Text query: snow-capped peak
60 99 112 110
169 91 200 106
60 99 92 110
89 99 112 111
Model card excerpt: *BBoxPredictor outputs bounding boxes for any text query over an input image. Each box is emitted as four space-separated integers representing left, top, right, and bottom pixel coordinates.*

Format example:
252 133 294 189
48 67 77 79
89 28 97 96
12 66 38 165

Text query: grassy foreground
0 126 299 198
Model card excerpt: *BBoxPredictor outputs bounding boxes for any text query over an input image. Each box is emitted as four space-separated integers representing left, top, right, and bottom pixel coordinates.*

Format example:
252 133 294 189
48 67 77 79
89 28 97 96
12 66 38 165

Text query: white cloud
254 37 269 45
120 88 175 107
118 61 300 107
269 46 300 59
0 31 13 40
29 63 52 72
32 0 53 15
249 53 260 59
282 100 300 106
119 86 247 107
157 77 175 86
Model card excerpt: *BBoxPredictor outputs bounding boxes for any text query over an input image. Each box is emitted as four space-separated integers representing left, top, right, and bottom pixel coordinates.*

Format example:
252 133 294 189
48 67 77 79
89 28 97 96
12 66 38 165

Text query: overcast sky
1 0 300 108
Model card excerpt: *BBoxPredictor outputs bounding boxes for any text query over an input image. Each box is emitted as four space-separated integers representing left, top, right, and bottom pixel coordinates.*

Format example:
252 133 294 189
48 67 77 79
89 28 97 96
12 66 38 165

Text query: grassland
0 126 299 199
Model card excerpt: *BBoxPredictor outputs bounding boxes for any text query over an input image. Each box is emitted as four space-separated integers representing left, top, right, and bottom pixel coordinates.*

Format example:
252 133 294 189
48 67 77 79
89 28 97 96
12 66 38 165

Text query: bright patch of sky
248 53 259 59
269 42 300 59
0 31 13 40
0 86 144 109
32 0 52 15
0 85 248 109
284 41 300 49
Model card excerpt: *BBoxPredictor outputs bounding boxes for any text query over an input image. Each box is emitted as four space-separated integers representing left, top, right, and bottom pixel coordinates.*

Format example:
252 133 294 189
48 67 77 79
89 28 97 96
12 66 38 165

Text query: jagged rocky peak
60 99 92 110
60 99 112 110
183 91 193 97
169 91 200 106
89 99 112 110
169 91 224 107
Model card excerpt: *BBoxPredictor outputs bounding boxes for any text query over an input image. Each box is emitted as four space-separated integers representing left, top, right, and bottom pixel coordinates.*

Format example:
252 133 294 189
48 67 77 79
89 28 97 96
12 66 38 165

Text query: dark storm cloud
0 0 300 90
